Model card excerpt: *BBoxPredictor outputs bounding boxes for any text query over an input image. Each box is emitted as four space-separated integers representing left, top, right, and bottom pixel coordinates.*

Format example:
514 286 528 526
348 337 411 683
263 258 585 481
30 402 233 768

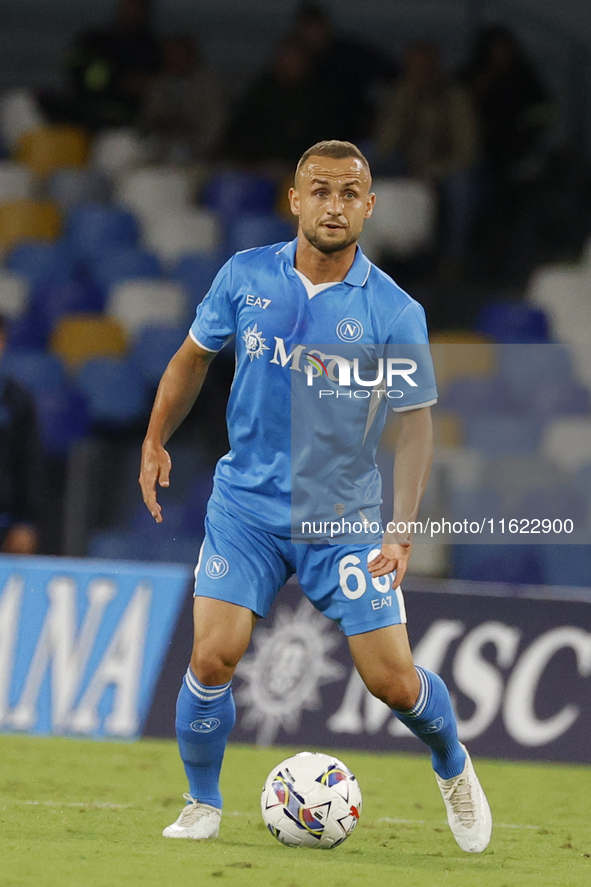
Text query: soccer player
139 140 492 852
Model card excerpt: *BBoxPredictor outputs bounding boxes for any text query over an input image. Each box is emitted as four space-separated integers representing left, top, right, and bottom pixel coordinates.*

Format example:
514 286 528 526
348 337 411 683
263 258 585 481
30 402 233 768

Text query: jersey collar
277 238 371 287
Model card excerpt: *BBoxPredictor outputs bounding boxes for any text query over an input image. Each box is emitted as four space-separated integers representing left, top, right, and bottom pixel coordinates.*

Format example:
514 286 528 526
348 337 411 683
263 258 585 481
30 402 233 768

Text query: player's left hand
367 542 412 587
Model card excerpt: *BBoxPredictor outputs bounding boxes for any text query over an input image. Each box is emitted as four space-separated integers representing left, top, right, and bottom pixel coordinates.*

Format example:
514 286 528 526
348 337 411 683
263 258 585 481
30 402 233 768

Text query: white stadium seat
143 208 221 263
91 128 149 177
0 162 34 204
0 88 44 152
0 270 28 318
540 417 591 473
115 167 193 225
106 279 187 337
360 177 436 257
526 266 591 344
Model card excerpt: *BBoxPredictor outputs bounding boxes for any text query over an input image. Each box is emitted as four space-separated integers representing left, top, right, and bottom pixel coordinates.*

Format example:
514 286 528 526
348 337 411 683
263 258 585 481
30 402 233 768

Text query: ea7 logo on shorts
336 318 363 342
191 718 221 733
205 556 229 579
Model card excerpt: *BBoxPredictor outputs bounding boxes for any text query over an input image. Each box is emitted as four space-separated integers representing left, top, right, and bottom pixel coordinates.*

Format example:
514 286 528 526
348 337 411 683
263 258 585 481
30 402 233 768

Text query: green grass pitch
1 735 590 887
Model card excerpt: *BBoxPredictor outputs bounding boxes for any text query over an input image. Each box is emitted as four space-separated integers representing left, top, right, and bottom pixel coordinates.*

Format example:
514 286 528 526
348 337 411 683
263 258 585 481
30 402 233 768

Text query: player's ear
288 187 300 217
364 192 376 219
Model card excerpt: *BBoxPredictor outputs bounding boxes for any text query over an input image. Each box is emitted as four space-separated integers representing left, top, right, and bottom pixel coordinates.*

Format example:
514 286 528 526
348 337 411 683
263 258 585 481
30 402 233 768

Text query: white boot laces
441 776 477 828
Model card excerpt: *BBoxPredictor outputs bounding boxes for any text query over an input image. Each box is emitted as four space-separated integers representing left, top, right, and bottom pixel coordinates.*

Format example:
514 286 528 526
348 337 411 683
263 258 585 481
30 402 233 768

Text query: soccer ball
261 751 362 849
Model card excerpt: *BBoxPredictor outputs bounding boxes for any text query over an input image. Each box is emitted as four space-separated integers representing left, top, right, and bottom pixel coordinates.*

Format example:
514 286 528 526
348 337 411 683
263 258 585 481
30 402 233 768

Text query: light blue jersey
189 238 437 539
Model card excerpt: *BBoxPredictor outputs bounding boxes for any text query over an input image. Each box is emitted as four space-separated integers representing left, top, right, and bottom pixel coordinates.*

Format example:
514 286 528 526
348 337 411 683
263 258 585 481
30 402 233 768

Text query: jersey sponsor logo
205 556 230 579
336 318 364 342
243 324 270 361
190 717 221 733
246 294 272 309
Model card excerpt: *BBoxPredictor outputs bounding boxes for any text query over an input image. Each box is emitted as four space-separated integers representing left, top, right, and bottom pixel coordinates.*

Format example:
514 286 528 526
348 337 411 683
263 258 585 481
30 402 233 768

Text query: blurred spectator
0 313 42 554
460 25 553 189
373 42 479 266
63 0 160 129
221 38 334 168
139 34 226 164
292 2 397 142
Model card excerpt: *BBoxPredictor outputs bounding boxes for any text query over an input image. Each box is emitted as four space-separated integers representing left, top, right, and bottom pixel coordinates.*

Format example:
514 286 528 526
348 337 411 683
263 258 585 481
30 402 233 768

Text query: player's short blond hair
295 140 371 183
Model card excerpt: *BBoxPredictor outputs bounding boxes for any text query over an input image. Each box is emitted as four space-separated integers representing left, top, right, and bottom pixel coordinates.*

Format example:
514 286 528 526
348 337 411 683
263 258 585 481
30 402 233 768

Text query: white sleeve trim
189 329 220 353
392 398 437 413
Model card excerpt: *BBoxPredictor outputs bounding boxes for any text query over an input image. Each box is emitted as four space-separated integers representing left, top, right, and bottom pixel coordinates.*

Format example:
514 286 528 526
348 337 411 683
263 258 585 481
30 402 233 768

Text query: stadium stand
143 207 221 263
16 125 90 176
0 270 28 318
106 280 187 337
0 200 61 248
49 313 127 368
0 162 33 202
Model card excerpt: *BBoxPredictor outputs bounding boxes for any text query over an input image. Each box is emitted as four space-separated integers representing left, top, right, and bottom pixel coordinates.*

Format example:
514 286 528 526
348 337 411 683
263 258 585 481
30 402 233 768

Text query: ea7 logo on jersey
246 294 272 309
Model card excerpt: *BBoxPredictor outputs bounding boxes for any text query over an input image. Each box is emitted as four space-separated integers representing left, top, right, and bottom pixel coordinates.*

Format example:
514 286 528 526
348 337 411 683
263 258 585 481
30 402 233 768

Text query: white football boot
162 794 221 839
436 744 492 853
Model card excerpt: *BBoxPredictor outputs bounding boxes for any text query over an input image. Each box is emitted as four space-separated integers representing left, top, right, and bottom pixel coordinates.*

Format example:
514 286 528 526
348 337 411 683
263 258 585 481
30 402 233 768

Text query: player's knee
365 671 419 711
190 647 238 685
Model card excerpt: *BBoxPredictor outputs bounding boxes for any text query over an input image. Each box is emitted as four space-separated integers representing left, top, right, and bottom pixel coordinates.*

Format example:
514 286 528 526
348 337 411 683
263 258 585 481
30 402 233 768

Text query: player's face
289 156 375 254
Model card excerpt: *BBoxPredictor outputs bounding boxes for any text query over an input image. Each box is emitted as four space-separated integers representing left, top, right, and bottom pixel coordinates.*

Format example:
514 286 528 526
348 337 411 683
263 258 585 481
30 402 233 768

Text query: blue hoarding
0 556 191 739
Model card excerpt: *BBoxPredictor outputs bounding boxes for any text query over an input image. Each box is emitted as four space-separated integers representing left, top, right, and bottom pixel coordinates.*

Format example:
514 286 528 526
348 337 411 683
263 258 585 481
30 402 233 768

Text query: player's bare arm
367 405 433 585
140 336 216 523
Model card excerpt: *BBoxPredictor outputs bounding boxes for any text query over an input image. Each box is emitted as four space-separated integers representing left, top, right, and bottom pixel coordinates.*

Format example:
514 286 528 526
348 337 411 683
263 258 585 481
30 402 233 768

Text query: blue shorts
194 501 407 637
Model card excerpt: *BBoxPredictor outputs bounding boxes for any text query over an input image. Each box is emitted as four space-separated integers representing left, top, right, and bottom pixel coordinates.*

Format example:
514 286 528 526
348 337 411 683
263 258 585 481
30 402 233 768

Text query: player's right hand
139 441 172 523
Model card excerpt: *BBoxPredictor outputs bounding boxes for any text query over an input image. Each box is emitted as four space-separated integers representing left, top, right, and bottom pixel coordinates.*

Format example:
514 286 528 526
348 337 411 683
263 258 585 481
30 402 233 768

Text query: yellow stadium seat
49 314 128 369
0 199 61 247
16 125 90 176
430 331 496 392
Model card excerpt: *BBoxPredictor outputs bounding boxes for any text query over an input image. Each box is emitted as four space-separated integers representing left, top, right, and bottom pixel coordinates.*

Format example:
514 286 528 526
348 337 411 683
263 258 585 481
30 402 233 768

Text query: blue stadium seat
497 343 573 403
6 312 49 350
539 545 591 587
201 172 277 219
516 487 589 539
226 213 294 254
441 375 509 417
35 384 90 455
64 203 139 262
87 246 162 290
47 168 112 210
464 415 542 456
1 349 66 394
76 358 149 425
452 544 544 583
529 378 590 420
30 277 105 329
130 324 187 386
171 253 222 310
5 240 75 288
476 302 550 344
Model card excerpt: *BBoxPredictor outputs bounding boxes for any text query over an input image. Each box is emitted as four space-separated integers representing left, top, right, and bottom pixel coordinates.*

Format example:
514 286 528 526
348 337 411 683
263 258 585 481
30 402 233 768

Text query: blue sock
175 667 236 808
392 667 466 779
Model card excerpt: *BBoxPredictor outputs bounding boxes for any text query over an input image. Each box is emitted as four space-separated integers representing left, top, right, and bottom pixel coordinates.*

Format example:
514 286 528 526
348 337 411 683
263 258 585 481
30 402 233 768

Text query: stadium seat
225 213 295 254
529 378 590 420
429 336 496 392
49 313 128 368
539 545 591 587
172 254 222 309
527 266 591 344
64 203 139 262
5 312 48 350
464 415 542 456
201 171 277 218
16 125 90 176
0 162 33 204
516 487 589 540
0 88 44 152
130 324 187 386
441 375 508 417
452 544 543 584
106 280 187 337
115 166 192 223
29 278 105 329
496 343 573 403
77 357 149 425
360 177 436 257
143 208 222 263
0 199 61 248
87 246 162 290
5 240 75 288
476 302 550 344
1 350 66 394
483 455 567 512
0 270 28 318
35 384 90 456
47 168 112 210
90 128 148 176
540 418 591 473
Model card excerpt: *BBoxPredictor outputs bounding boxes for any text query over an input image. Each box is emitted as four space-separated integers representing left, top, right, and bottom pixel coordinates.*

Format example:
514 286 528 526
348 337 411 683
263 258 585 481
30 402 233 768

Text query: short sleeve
386 300 438 411
189 258 236 352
